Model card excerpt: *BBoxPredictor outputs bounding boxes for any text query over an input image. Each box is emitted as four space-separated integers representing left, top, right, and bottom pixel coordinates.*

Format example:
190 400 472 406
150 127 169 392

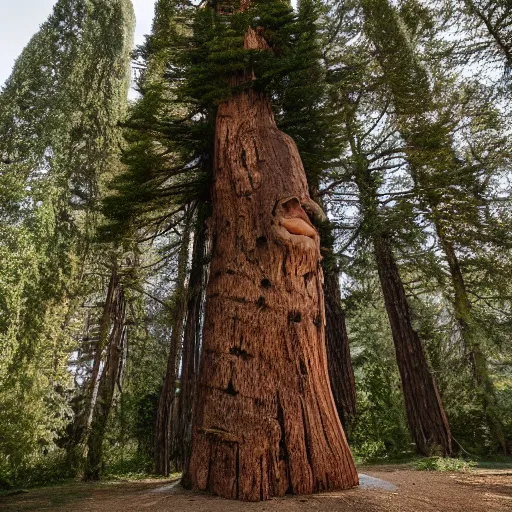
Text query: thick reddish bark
184 29 358 501
373 234 453 456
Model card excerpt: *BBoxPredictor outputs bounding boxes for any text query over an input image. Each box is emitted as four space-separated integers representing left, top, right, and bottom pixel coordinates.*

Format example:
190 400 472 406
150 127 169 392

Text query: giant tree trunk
373 234 452 456
184 28 358 501
85 269 127 480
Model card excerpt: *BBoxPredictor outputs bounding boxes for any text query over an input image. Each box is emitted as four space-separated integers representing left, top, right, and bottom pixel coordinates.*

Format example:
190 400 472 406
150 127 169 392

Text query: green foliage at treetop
102 0 339 239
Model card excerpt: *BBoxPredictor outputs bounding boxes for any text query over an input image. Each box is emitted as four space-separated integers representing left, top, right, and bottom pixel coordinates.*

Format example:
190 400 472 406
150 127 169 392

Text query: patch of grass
102 471 181 482
414 457 477 472
101 452 182 482
475 459 512 470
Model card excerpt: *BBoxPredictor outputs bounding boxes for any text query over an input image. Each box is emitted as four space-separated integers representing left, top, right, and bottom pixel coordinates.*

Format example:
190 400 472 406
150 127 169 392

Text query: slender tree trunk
85 269 127 480
323 261 357 434
437 228 508 454
416 194 508 455
345 122 452 455
67 273 117 461
85 277 118 430
373 234 453 456
184 26 358 501
175 217 207 472
154 221 191 476
307 189 357 435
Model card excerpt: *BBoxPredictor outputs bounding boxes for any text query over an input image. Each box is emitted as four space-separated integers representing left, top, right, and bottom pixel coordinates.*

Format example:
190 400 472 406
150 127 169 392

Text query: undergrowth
414 457 477 472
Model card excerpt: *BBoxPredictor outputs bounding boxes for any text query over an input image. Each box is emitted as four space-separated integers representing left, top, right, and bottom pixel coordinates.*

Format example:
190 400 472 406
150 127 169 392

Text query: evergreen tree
183 1 358 499
0 0 134 481
360 0 510 453
323 26 453 455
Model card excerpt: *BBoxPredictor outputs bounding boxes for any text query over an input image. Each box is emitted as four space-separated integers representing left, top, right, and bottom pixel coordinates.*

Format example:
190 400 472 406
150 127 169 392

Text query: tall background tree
0 0 135 483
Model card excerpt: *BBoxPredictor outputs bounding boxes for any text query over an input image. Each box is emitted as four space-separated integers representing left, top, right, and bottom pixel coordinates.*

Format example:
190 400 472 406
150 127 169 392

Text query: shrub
414 457 477 472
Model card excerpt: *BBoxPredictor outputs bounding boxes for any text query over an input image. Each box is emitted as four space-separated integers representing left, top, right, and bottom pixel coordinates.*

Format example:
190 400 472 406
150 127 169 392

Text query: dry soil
1 465 511 511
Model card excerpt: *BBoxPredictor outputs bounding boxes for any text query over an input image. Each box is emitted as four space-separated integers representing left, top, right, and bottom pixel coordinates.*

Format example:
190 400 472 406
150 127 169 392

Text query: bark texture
184 29 358 501
373 234 452 456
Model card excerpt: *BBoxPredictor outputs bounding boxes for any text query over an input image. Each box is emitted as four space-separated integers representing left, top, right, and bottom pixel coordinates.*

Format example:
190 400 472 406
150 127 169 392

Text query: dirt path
1 466 511 511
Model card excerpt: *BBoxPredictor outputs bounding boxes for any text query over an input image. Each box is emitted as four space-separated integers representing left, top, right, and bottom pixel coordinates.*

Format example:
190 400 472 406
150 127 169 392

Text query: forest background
0 0 511 491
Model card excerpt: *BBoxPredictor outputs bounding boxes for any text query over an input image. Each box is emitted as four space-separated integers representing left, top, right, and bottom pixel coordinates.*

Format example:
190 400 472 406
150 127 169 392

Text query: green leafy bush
414 457 477 472
0 449 75 490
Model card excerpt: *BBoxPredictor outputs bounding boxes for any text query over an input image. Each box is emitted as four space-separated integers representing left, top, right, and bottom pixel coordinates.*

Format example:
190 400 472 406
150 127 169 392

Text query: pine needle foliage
103 0 340 242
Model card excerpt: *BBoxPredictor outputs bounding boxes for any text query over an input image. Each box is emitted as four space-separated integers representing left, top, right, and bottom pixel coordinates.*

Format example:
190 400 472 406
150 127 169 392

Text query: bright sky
0 0 156 87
